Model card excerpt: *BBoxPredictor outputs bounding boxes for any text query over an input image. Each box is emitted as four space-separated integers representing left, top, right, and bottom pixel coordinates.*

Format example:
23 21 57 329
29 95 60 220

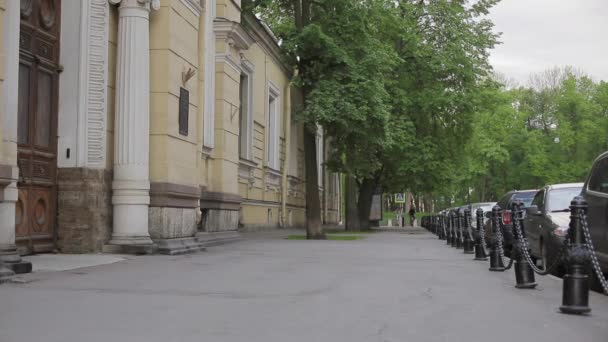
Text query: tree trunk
345 174 360 231
303 127 325 239
480 176 487 202
357 178 376 230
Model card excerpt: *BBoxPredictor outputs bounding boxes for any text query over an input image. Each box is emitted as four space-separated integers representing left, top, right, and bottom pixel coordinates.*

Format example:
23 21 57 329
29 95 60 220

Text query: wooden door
16 0 61 254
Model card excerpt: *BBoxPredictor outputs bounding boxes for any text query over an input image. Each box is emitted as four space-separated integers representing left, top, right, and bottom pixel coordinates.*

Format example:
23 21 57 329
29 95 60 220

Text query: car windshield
547 187 582 212
480 205 494 212
512 191 536 208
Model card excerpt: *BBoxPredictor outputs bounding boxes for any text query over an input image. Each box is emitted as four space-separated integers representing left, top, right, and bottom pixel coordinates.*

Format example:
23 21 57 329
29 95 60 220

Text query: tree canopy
245 0 502 230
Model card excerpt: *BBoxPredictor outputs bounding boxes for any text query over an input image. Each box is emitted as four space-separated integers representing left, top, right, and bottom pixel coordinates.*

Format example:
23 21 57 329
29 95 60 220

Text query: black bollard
456 210 464 249
446 213 452 245
439 215 446 240
451 211 458 248
436 216 441 239
463 208 475 254
559 196 591 314
474 208 488 260
489 205 506 271
512 200 537 289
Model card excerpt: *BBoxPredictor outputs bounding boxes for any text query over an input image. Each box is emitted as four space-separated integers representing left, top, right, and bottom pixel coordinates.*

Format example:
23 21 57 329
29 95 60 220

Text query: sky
488 0 608 86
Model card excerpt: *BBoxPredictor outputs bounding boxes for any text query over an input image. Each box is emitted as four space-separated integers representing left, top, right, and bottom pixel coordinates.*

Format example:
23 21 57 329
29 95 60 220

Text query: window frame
239 61 254 161
587 156 608 197
266 81 281 170
531 189 545 211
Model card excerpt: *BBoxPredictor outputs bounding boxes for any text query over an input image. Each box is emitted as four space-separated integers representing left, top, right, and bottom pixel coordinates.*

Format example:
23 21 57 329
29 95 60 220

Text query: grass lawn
328 230 375 234
287 234 363 241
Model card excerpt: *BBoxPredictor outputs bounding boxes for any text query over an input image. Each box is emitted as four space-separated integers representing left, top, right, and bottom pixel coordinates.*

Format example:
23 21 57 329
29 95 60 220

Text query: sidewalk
1 231 607 342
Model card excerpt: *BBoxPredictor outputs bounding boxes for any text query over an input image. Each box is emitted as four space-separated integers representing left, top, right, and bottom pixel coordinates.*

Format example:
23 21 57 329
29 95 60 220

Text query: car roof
513 189 538 193
471 202 496 206
594 151 608 162
545 182 584 190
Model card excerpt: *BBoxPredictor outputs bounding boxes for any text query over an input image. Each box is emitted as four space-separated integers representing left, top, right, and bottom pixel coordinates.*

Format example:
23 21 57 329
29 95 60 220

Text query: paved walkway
1 230 608 342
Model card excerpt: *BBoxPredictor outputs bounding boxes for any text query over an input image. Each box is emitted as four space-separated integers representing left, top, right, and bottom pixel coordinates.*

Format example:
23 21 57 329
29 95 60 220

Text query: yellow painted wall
148 1 201 187
0 0 7 165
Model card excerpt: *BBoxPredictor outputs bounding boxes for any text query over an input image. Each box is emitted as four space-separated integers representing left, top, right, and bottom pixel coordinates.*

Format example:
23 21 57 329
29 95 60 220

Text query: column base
0 249 32 274
0 265 15 284
103 235 157 255
3 260 32 274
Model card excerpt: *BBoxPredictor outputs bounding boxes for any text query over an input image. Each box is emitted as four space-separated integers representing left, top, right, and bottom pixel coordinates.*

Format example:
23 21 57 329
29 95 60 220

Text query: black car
524 183 584 274
581 151 608 286
483 189 538 253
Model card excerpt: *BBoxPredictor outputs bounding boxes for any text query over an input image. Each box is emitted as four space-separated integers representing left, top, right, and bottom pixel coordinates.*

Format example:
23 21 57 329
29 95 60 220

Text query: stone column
0 0 31 280
107 0 159 249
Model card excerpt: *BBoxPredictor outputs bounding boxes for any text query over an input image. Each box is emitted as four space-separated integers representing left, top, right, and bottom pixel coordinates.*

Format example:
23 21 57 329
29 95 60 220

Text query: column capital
109 0 160 11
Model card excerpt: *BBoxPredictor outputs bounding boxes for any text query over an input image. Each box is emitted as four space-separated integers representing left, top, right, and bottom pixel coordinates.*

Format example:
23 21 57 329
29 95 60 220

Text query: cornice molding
214 18 255 51
241 13 292 76
179 0 202 16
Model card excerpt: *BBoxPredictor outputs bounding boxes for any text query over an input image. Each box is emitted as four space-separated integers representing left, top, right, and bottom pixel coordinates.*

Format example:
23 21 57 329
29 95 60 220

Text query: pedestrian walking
409 205 416 226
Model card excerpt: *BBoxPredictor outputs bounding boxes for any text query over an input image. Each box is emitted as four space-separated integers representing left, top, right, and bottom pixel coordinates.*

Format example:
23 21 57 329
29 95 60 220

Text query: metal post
489 205 505 271
451 211 458 247
474 208 488 260
446 214 452 245
463 208 475 254
456 210 464 249
559 196 591 314
512 200 537 289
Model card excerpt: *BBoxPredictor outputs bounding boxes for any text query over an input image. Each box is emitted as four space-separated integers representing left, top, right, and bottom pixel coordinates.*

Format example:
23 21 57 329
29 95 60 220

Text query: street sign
395 193 406 203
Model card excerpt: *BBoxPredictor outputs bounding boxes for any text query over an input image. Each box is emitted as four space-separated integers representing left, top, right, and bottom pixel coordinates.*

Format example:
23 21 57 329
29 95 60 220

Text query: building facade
0 0 341 276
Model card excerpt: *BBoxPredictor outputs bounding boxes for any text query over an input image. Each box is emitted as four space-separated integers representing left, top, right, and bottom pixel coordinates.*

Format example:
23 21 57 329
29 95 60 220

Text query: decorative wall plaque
179 87 189 136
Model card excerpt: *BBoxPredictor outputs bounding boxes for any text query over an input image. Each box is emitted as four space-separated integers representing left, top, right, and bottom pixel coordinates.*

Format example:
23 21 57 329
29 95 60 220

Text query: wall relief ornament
20 0 33 19
108 0 160 11
39 0 56 29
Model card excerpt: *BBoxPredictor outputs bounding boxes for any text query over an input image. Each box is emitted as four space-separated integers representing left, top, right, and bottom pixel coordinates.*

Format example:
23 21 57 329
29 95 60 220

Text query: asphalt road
1 229 607 342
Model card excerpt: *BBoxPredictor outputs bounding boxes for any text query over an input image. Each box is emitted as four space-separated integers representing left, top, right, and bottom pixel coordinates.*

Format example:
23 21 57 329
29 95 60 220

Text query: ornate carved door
16 0 61 254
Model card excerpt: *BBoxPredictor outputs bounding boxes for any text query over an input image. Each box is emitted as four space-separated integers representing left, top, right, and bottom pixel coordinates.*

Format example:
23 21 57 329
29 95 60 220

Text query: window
588 157 608 194
239 63 253 160
547 187 583 212
288 116 298 176
531 189 545 209
267 82 280 170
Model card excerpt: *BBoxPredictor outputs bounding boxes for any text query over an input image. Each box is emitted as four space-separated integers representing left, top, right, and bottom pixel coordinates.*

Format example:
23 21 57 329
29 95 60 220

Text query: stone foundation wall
57 168 112 253
202 209 239 232
149 207 197 239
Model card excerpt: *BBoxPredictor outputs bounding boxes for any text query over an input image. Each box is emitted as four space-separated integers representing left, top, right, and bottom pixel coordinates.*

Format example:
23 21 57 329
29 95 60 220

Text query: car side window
588 157 608 194
532 189 545 209
497 194 510 209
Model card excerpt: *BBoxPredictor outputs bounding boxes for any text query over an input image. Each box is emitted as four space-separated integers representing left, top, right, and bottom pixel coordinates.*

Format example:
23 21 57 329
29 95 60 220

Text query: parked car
469 202 497 229
581 151 608 286
524 183 584 274
483 189 538 253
